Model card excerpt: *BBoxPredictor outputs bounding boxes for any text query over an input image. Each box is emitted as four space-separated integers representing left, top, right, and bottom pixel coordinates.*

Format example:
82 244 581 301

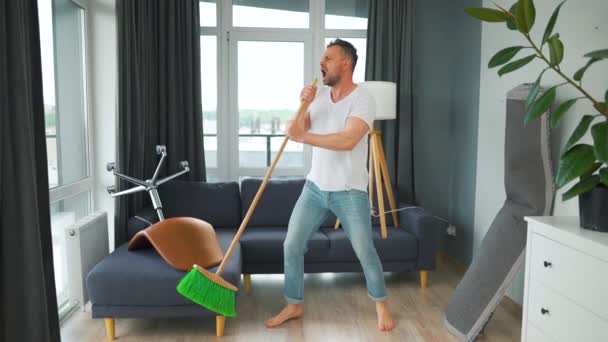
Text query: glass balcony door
228 33 313 180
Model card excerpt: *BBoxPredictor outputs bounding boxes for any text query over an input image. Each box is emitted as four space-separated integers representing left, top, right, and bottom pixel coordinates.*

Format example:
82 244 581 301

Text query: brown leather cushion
128 217 224 271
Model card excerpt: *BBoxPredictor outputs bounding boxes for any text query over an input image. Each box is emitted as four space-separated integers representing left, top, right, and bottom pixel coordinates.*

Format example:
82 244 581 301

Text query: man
264 39 395 332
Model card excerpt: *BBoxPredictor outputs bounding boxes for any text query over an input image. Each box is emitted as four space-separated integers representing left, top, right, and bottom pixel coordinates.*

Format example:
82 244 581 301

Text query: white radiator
64 211 109 310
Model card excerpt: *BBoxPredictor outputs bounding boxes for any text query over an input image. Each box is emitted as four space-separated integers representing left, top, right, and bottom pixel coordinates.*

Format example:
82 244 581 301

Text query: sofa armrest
398 205 444 270
126 207 160 241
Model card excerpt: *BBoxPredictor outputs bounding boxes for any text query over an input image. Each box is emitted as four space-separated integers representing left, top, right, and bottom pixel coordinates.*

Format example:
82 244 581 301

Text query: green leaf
584 49 608 59
551 98 578 128
600 168 608 186
525 86 556 125
542 1 566 45
562 175 600 201
582 162 602 178
488 46 525 68
595 102 608 114
465 8 511 22
555 144 596 188
498 54 536 76
562 115 595 154
548 34 564 66
573 58 600 81
526 69 547 109
516 0 536 33
591 122 608 163
507 3 518 30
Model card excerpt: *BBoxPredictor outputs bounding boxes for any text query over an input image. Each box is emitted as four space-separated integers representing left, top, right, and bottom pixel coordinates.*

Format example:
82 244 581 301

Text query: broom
177 79 318 317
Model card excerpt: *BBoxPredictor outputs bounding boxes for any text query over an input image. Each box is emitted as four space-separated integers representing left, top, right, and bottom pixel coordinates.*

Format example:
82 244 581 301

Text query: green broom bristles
177 268 237 317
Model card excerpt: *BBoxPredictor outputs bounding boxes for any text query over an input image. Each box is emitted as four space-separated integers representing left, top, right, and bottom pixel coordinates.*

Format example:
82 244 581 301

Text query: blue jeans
283 180 387 303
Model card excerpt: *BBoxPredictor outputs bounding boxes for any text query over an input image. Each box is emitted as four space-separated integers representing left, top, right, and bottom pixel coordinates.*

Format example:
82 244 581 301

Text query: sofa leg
104 318 115 341
244 273 251 295
419 271 428 289
216 316 226 337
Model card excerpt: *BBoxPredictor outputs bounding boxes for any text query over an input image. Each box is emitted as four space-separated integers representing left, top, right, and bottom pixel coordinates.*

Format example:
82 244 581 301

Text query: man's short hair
327 38 358 72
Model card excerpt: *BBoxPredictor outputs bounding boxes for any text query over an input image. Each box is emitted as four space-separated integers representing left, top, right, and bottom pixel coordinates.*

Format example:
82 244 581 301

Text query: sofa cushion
86 231 241 307
158 180 241 228
321 226 418 262
239 227 329 263
240 178 304 227
240 178 340 228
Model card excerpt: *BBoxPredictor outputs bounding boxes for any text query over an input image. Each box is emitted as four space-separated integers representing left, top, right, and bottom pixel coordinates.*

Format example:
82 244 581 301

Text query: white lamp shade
360 81 397 120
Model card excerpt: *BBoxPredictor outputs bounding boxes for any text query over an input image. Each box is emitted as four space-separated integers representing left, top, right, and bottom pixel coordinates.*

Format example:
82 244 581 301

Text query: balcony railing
205 133 299 167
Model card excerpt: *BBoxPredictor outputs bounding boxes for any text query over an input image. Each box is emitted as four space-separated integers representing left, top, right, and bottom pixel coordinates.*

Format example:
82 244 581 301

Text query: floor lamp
335 81 399 239
365 81 400 239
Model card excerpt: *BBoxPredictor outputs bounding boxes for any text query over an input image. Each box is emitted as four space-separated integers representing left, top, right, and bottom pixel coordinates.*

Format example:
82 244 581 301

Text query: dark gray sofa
87 178 442 338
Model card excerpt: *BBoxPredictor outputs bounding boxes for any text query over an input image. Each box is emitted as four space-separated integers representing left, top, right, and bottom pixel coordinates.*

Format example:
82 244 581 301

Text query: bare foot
264 304 304 328
376 301 395 332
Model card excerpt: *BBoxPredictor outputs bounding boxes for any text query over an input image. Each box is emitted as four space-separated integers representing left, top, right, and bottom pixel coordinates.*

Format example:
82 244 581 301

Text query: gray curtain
116 0 205 245
365 0 415 203
0 1 60 341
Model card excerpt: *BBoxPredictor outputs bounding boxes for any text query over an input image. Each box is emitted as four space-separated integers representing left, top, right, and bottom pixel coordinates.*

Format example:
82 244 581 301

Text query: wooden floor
61 256 522 341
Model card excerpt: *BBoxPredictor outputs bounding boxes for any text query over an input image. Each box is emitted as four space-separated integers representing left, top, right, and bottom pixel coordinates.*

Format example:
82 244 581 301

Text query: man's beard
324 73 340 87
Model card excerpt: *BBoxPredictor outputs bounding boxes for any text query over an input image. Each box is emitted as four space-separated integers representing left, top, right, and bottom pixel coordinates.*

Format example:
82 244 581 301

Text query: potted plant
465 0 608 231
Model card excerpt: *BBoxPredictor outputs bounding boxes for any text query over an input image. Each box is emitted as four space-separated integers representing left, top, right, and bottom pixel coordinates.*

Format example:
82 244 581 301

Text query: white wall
474 0 608 304
89 0 117 249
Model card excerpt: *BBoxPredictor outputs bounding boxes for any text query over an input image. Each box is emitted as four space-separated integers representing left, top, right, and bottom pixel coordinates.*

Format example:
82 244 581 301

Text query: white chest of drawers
522 216 608 342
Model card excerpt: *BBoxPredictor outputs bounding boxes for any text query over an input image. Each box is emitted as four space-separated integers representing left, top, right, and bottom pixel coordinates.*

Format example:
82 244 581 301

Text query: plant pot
579 185 608 232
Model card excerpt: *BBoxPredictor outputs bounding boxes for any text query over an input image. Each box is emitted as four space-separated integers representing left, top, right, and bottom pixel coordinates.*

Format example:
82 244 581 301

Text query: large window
200 0 369 181
39 0 92 318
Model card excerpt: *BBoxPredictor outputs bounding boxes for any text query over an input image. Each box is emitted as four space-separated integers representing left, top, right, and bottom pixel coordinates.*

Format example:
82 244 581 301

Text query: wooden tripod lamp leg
376 136 399 228
369 134 375 212
372 134 387 239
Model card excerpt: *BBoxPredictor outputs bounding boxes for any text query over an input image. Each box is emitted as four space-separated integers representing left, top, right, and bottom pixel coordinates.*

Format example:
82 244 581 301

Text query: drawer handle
543 261 552 268
541 308 549 315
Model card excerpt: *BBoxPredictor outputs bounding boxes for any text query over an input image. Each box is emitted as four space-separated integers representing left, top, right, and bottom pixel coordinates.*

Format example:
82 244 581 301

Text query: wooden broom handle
216 79 318 276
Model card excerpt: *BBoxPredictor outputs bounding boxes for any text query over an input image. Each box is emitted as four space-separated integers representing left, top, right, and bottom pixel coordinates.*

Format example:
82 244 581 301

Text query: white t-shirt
306 85 375 192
